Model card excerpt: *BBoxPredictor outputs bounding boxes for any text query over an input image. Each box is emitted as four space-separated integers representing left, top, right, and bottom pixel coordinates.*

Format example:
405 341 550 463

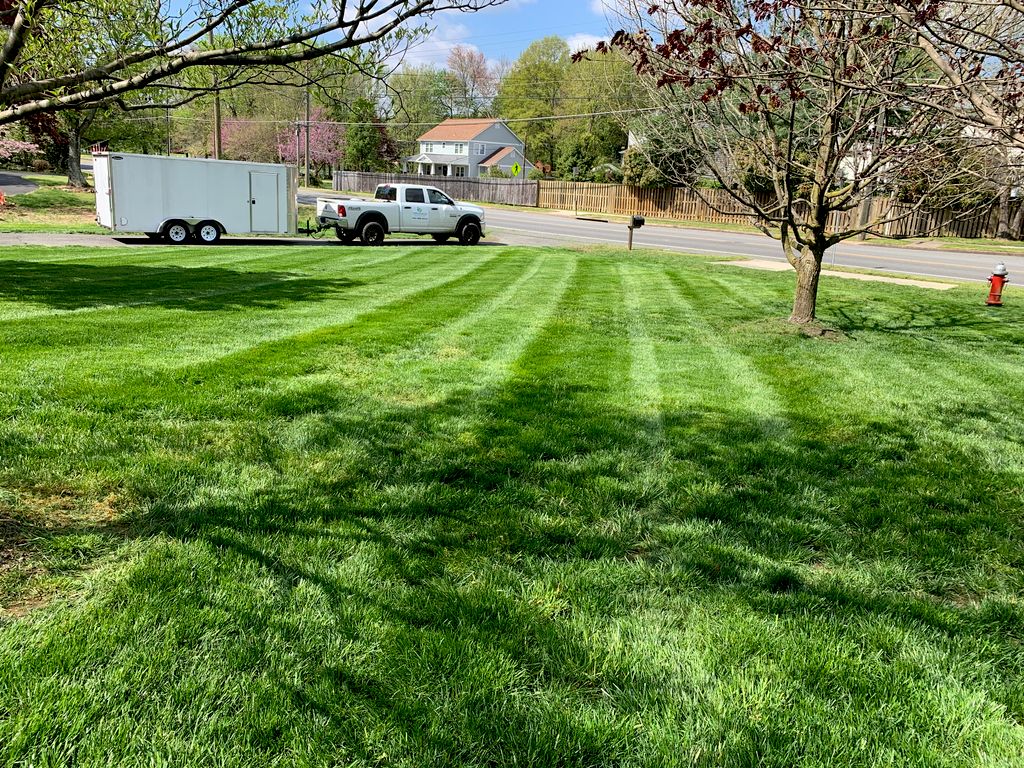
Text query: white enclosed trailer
92 152 298 243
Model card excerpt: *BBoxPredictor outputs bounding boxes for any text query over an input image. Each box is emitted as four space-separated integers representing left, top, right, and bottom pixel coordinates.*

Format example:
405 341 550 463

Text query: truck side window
428 190 453 206
375 186 397 201
405 188 425 203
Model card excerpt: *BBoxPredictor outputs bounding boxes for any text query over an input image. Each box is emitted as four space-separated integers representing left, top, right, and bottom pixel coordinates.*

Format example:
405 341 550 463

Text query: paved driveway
0 171 38 196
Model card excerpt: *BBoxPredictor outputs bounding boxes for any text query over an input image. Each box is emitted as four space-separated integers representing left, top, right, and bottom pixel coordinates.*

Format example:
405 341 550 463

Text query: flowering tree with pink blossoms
276 107 344 179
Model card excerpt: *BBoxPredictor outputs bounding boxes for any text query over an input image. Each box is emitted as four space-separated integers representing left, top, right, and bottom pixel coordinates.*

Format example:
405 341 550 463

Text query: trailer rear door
93 155 114 229
249 172 280 232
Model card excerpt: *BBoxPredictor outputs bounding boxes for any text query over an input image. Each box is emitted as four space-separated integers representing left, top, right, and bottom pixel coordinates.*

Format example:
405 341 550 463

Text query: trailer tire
457 220 481 246
164 220 190 244
360 220 386 246
196 221 222 244
335 227 355 244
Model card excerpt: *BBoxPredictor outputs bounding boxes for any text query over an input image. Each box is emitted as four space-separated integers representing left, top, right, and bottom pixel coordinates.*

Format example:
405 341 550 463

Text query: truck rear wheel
164 221 190 244
360 220 385 246
196 221 222 244
458 221 481 246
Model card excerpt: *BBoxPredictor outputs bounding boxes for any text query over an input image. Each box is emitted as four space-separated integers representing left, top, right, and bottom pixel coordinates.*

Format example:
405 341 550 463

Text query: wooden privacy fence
538 181 1008 239
335 172 1006 239
333 171 539 207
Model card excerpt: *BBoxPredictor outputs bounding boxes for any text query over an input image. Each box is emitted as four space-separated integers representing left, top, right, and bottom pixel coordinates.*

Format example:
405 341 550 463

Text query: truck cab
316 184 485 245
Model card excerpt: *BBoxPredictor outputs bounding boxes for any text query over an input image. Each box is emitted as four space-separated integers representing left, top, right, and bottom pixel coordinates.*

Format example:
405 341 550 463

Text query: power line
117 107 661 127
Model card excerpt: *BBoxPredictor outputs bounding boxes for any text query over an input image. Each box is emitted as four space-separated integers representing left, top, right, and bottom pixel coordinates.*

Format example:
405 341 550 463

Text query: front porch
402 154 468 178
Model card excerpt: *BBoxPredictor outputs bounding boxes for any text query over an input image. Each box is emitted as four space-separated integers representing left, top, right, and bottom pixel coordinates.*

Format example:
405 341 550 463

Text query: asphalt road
482 207 1018 284
305 190 1018 283
0 171 38 196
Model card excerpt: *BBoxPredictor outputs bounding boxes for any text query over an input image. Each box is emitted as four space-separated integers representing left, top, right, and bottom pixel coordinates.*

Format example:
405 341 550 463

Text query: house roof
406 153 466 165
418 118 500 142
478 147 519 167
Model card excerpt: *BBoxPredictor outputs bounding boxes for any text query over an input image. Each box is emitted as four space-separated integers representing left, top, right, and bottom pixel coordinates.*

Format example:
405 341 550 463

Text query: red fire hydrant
987 263 1009 306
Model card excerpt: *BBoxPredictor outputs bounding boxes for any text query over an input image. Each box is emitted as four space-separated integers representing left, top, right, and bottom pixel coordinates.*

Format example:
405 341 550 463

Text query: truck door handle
403 206 411 209
430 206 438 210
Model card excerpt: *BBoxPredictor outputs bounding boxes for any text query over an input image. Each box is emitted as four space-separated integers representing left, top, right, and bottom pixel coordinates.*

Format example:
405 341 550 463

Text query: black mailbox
630 215 645 229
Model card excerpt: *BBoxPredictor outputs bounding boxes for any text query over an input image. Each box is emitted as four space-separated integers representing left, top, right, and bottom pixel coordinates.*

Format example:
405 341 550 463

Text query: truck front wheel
458 221 481 246
165 221 190 244
360 220 386 246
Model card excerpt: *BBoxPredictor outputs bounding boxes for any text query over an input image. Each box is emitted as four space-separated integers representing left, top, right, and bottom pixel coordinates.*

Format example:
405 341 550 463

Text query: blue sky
403 0 614 67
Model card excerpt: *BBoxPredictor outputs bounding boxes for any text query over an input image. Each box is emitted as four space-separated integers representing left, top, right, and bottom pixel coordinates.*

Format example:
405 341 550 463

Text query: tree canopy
0 0 507 125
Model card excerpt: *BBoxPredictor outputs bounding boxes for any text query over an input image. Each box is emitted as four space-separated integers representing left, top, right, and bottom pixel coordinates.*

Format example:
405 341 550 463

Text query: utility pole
209 29 222 159
295 122 301 179
304 85 311 187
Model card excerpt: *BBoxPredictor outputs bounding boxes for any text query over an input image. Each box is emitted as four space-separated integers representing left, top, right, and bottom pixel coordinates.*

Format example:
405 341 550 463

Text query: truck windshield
375 186 397 201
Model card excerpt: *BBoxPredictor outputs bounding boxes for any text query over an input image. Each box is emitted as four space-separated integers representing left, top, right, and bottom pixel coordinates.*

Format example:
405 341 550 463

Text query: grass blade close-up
0 243 1022 767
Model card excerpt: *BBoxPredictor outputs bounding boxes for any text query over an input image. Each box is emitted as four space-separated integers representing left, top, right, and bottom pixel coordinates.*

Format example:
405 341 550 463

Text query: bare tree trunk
64 109 96 189
1012 197 1024 241
790 246 824 324
997 184 1012 239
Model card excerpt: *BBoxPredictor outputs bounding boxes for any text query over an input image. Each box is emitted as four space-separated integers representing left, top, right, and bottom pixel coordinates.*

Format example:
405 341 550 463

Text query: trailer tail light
337 204 346 217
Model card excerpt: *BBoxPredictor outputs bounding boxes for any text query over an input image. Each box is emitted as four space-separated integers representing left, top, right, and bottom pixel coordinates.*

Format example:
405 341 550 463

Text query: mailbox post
627 215 645 250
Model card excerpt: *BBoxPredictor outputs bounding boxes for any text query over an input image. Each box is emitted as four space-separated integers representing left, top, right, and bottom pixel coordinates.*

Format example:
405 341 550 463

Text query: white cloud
590 0 606 14
566 33 607 53
400 21 478 66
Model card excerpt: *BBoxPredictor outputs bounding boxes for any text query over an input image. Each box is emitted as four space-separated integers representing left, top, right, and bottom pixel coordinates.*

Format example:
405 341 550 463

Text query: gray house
403 119 532 179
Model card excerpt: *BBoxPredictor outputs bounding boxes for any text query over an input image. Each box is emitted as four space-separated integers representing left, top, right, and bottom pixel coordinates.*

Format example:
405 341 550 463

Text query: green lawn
0 180 105 234
1 244 1022 767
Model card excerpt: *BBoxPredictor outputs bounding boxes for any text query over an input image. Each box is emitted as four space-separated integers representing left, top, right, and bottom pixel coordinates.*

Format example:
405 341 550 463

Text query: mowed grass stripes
1 244 1023 767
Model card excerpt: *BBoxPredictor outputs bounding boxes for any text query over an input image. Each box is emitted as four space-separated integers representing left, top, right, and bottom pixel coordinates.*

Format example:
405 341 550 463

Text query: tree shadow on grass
0 260 364 311
114 369 1024 765
4 348 1023 763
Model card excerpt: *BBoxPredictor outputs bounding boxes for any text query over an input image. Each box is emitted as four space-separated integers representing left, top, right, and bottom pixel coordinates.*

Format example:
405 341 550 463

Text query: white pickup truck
316 183 486 245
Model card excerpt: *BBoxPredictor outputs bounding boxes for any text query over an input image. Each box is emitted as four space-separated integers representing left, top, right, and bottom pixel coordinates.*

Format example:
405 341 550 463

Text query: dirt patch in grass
732 317 849 341
0 488 126 617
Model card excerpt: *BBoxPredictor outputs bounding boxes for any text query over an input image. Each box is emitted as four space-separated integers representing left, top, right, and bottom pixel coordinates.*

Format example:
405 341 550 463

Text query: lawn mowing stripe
0 247 467 357
6 249 518 423
653 269 787 423
616 262 667 455
336 251 580 417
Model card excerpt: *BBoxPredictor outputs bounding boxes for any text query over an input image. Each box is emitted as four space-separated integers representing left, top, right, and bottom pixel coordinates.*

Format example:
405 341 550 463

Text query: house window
424 142 434 153
477 144 487 155
454 143 464 154
454 166 466 177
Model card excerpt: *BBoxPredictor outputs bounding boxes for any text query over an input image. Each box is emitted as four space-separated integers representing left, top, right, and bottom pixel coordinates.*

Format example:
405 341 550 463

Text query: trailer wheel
165 221 190 244
360 220 386 246
457 221 481 246
196 221 222 244
335 227 355 244
431 234 450 244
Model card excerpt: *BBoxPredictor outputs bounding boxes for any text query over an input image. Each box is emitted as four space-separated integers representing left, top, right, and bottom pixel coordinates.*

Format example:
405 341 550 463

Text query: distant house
403 118 532 180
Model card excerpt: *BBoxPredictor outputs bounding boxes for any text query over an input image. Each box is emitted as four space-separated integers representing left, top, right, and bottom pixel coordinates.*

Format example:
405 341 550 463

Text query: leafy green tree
1 0 508 126
387 65 454 158
345 98 398 172
494 37 571 171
